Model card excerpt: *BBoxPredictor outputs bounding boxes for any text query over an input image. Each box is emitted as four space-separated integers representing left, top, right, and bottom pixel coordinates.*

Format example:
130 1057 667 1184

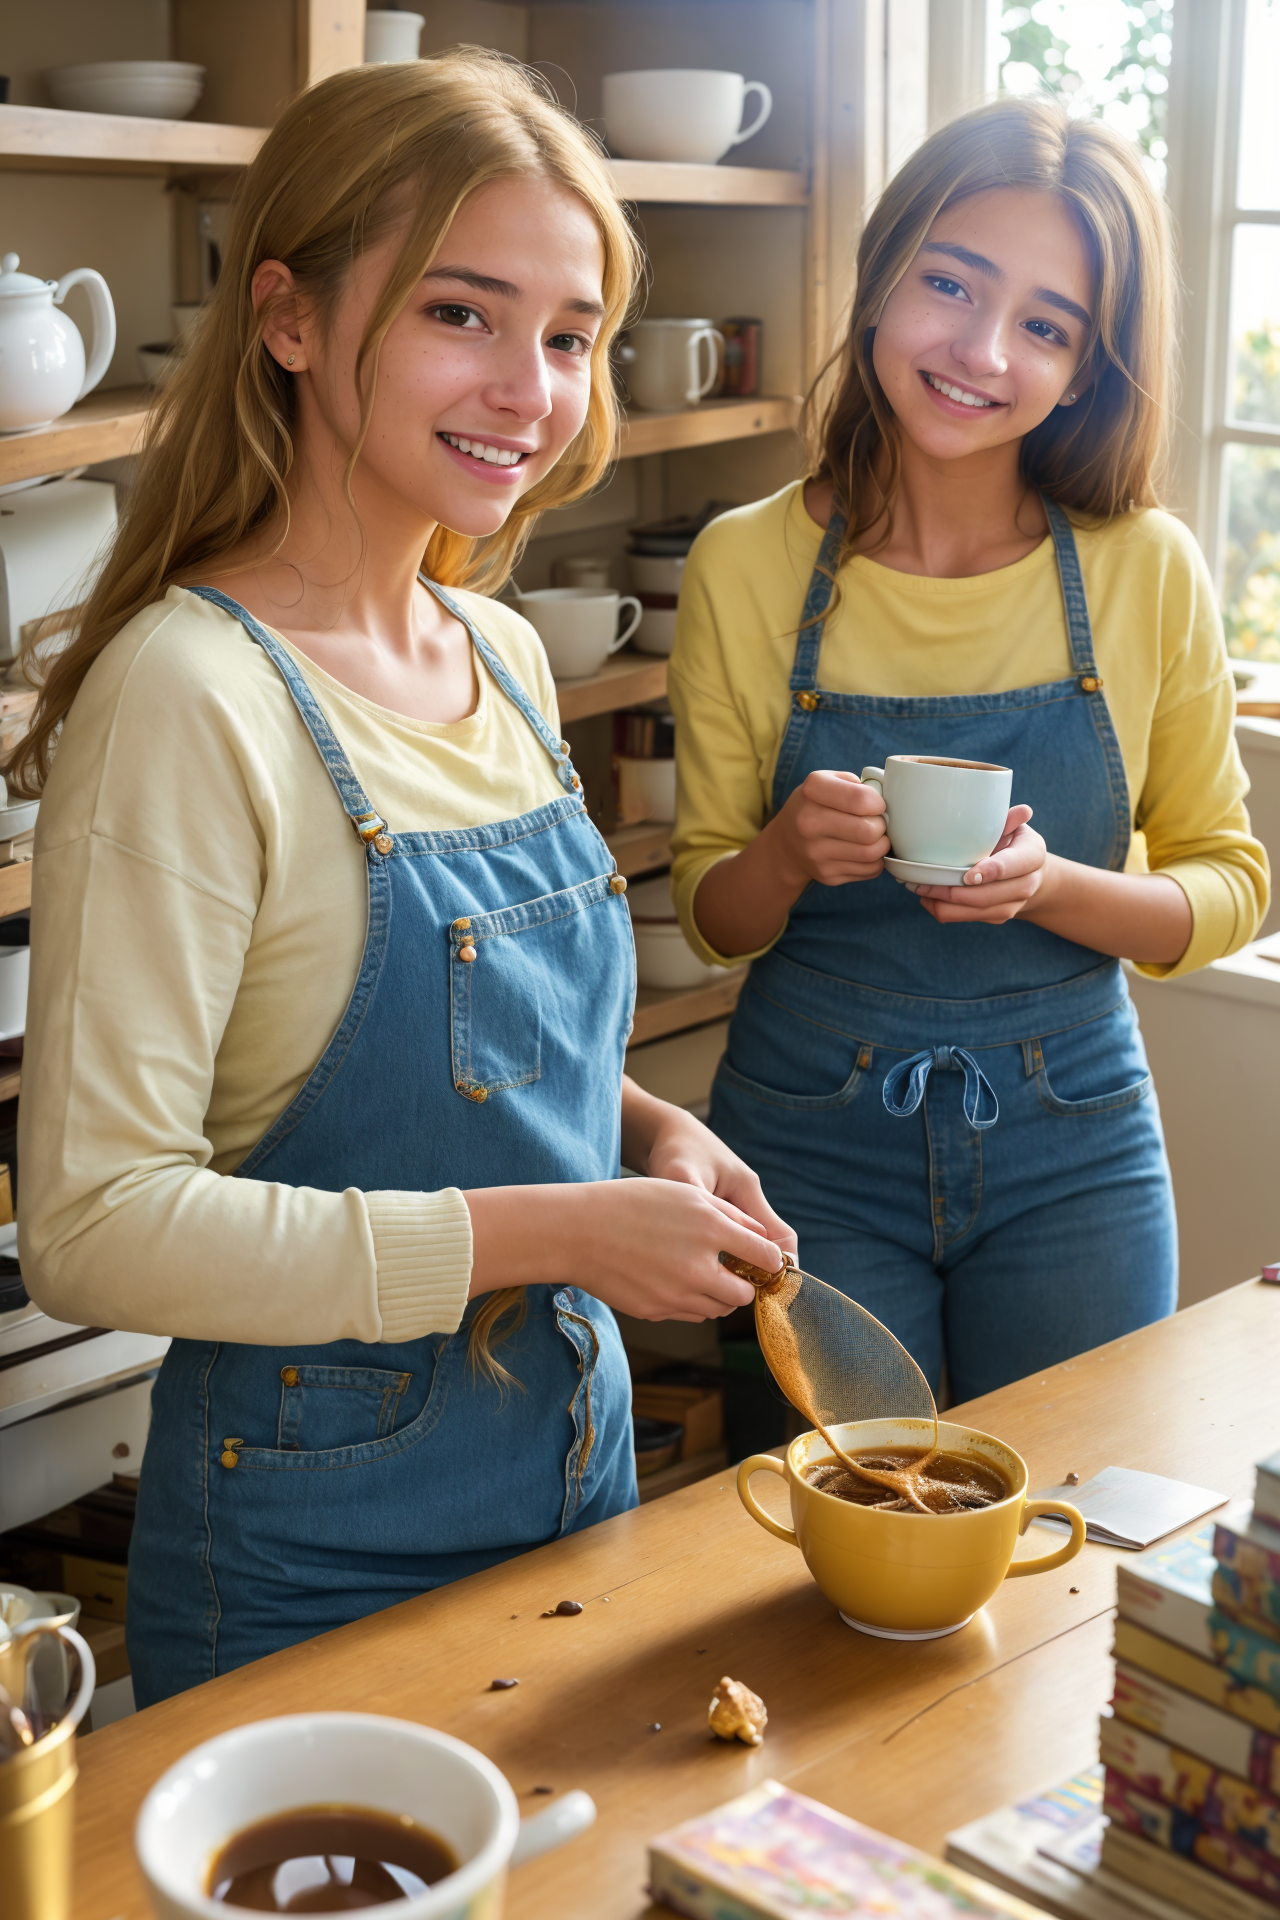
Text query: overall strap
1041 495 1102 690
187 586 393 855
772 506 847 808
428 580 581 798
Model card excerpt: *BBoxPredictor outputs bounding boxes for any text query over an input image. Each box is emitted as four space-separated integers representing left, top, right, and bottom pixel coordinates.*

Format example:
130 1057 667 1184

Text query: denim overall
128 585 638 1706
710 502 1176 1401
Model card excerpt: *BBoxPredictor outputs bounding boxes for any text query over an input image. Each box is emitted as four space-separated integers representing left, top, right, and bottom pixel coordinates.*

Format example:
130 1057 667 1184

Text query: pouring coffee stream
717 1251 943 1513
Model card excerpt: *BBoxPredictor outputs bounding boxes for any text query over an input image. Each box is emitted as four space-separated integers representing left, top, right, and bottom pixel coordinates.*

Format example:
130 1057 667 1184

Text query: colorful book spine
1113 1619 1280 1737
1103 1771 1280 1907
1115 1524 1217 1660
1213 1610 1280 1702
1101 1823 1279 1920
1215 1508 1280 1635
1100 1716 1280 1859
1113 1660 1280 1794
1256 1455 1280 1535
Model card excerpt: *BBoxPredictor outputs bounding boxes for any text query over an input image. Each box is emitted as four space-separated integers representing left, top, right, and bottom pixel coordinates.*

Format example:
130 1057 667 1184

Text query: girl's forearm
619 1073 672 1174
1023 857 1192 964
693 827 807 959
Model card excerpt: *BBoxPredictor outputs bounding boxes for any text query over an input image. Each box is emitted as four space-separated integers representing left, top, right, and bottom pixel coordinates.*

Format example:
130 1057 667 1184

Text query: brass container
0 1624 95 1920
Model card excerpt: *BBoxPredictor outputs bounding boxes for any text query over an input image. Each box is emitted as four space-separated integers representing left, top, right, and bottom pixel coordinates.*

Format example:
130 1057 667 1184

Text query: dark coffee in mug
208 1806 457 1910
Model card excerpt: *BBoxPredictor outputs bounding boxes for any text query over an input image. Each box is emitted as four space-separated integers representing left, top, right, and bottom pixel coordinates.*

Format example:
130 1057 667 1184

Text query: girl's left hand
645 1107 798 1255
909 805 1050 925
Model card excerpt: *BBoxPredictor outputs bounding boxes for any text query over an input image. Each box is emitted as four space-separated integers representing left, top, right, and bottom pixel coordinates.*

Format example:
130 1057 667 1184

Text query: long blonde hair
12 50 643 1381
804 95 1176 567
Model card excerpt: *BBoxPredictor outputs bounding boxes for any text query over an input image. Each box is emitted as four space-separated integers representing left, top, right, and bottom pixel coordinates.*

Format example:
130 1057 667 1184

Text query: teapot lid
0 254 53 297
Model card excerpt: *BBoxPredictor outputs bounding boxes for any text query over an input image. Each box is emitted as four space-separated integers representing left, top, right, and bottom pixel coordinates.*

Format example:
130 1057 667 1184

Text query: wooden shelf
0 863 32 921
607 160 807 206
603 822 671 879
628 966 747 1049
636 1445 729 1504
555 651 666 724
0 1066 20 1104
0 105 265 175
0 385 150 489
620 394 800 459
0 390 800 492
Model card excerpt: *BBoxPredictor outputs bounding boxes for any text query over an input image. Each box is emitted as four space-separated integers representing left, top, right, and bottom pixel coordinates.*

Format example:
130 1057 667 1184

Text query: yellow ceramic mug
738 1417 1086 1638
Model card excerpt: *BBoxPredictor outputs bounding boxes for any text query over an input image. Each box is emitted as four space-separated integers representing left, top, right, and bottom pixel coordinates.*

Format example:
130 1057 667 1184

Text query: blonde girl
15 53 791 1705
670 96 1266 1406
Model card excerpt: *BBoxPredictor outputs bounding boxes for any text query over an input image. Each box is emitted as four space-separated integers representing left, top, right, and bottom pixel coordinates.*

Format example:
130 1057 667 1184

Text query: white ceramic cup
135 1713 595 1920
603 69 772 164
617 319 724 411
553 554 612 590
517 588 641 679
364 10 424 61
859 755 1012 869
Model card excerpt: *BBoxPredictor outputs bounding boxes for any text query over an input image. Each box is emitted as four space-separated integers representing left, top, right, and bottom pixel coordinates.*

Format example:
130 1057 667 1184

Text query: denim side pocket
277 1365 411 1451
1028 1006 1153 1117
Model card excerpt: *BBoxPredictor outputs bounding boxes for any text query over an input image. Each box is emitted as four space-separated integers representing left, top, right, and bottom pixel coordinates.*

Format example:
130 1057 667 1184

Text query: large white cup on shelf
364 10 424 62
603 70 772 164
617 319 723 411
517 588 641 679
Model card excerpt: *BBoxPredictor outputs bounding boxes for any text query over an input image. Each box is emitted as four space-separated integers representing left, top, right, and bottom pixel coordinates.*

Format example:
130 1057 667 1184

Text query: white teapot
0 251 116 434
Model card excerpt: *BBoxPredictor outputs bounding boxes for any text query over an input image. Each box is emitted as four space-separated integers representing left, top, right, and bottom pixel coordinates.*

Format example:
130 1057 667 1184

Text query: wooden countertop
71 1281 1279 1919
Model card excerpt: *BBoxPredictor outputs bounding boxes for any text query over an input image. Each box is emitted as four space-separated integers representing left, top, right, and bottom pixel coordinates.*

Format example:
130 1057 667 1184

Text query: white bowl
47 62 204 119
628 877 720 990
0 948 28 1042
615 754 675 825
634 605 677 656
629 554 686 595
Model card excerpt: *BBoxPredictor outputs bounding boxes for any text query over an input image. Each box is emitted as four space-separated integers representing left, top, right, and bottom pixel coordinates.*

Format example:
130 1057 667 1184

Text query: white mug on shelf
617 319 723 412
516 588 642 680
602 70 772 165
364 10 424 62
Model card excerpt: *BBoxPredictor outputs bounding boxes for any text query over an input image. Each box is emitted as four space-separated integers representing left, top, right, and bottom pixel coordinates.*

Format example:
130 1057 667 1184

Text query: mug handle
737 1454 797 1545
610 596 643 652
694 328 725 400
16 1622 96 1725
730 80 773 147
860 765 885 796
509 1789 596 1867
1005 1498 1086 1577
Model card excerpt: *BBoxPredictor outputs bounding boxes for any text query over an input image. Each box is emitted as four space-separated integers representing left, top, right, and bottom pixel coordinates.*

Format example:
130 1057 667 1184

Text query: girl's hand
570 1177 784 1323
644 1105 797 1256
908 805 1049 924
770 769 890 888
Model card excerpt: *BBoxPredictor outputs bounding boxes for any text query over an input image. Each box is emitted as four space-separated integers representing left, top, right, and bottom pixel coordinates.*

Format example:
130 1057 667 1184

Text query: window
997 0 1174 187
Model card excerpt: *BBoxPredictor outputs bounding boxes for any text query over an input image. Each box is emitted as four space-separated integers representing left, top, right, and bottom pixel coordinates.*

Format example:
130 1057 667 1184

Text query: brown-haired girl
670 96 1267 1412
15 52 791 1704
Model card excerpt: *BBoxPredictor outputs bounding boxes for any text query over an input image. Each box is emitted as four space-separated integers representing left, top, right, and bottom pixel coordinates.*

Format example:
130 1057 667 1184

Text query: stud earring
287 354 296 366
1064 390 1076 403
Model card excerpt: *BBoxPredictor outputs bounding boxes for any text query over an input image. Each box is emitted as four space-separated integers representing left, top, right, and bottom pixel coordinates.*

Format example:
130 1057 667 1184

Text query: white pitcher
0 252 117 434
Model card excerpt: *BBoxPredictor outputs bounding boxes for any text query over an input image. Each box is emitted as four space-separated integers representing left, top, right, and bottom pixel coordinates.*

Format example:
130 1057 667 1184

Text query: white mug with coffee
136 1712 595 1920
602 70 772 165
860 755 1013 882
516 588 642 679
617 319 724 411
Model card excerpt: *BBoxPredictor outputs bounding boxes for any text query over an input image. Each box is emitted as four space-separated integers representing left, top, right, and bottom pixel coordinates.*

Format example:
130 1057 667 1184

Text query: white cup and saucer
859 756 1014 886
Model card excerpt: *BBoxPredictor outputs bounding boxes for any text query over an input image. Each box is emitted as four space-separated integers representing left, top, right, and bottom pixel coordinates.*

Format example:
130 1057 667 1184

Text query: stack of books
946 1448 1280 1920
1099 1448 1280 1915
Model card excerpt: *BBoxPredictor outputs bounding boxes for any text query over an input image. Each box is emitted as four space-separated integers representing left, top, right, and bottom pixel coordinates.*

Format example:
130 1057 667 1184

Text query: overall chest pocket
277 1365 412 1451
449 873 628 1102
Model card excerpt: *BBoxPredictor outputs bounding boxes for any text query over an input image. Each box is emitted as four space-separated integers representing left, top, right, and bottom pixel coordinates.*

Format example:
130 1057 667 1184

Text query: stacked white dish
46 62 204 119
629 553 685 656
628 875 721 990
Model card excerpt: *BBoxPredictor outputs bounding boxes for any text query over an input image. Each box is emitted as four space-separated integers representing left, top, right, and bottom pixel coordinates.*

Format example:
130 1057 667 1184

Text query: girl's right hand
769 769 890 888
568 1177 776 1322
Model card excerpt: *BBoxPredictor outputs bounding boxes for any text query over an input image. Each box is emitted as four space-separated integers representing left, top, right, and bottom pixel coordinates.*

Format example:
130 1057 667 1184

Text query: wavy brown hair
11 49 643 1380
803 94 1175 570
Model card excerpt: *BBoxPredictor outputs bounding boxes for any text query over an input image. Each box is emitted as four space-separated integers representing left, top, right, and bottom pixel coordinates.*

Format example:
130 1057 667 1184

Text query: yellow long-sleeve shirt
669 482 1268 980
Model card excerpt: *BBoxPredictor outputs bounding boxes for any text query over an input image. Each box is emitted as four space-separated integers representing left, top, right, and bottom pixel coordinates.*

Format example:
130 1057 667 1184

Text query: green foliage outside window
1223 326 1280 661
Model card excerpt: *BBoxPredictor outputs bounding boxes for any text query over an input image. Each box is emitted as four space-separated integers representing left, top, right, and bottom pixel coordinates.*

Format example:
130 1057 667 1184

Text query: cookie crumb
708 1675 767 1746
542 1599 584 1617
1064 1471 1080 1486
1069 1586 1080 1594
533 1785 554 1795
489 1677 519 1690
649 1722 662 1732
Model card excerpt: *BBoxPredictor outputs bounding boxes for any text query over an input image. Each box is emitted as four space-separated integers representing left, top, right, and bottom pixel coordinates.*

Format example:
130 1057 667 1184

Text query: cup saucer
884 855 971 887
839 1609 974 1640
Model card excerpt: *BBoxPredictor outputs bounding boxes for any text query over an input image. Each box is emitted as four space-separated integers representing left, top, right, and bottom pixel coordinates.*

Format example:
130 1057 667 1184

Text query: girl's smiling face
871 186 1094 462
280 173 607 538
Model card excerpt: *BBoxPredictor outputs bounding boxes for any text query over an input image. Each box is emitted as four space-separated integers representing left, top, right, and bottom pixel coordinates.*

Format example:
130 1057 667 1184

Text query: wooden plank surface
555 654 667 724
0 105 266 174
619 395 801 459
0 861 32 920
0 385 150 488
67 1281 1280 1919
603 824 671 880
608 160 808 207
628 968 747 1048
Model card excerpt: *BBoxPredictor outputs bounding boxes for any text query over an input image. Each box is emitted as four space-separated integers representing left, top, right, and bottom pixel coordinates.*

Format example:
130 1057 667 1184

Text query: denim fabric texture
710 500 1177 1400
128 583 638 1706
